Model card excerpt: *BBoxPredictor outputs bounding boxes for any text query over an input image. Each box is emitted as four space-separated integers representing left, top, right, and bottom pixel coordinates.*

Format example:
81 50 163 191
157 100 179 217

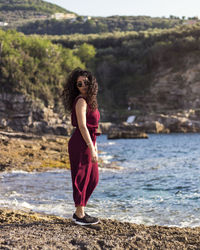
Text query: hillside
0 0 198 35
47 24 200 121
1 24 200 133
0 0 75 28
18 15 184 35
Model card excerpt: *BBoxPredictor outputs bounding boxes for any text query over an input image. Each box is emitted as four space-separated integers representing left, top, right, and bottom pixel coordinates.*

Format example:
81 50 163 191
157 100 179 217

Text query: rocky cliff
125 54 200 133
129 56 200 113
0 93 73 135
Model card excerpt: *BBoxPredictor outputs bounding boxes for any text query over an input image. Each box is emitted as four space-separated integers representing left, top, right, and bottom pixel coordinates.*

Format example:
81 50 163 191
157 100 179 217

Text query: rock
143 121 169 133
107 123 148 139
99 122 113 134
0 118 7 128
133 110 200 133
106 122 148 139
0 130 41 140
0 130 71 172
107 130 148 139
51 125 69 136
0 93 72 135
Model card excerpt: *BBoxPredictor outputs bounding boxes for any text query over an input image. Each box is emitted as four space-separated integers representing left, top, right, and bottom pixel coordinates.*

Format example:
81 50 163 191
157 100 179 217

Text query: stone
143 121 169 133
52 125 68 136
0 118 7 128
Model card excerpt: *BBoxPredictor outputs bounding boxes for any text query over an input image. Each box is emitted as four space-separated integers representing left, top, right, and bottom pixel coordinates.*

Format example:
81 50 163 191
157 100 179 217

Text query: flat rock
107 131 148 139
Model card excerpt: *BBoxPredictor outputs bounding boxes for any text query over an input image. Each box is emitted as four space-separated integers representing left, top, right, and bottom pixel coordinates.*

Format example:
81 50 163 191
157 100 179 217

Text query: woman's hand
91 146 98 163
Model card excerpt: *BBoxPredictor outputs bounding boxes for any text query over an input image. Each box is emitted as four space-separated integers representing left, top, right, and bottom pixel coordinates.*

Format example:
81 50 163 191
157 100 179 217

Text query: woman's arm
95 141 98 152
75 98 98 163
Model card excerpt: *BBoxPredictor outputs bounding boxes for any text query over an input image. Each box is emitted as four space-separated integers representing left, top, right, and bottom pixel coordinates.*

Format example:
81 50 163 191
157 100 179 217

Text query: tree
76 43 96 66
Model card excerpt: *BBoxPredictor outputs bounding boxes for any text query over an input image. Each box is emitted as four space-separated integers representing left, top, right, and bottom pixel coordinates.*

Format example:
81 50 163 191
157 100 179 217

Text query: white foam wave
99 167 122 173
100 155 113 164
98 141 116 146
0 199 35 210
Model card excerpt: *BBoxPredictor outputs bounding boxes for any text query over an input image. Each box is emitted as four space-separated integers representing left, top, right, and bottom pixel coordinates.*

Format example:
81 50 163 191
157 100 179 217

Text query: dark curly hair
61 68 98 112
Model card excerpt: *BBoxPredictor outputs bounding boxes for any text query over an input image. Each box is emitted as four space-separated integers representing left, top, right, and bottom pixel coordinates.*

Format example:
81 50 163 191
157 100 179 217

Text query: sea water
0 134 199 227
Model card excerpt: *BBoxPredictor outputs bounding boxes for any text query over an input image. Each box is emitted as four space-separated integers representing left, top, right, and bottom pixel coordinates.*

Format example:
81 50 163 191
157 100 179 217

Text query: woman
62 68 101 225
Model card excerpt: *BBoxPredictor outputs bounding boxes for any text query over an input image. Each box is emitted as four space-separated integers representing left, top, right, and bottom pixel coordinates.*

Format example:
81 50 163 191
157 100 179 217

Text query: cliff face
129 55 200 113
121 54 200 133
0 93 72 135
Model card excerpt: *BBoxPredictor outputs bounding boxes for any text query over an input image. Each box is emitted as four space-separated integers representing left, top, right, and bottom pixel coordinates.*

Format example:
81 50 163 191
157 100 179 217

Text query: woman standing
62 68 101 225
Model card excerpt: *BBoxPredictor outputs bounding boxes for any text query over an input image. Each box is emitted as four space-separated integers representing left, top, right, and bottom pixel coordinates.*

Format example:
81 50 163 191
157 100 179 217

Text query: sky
44 0 200 18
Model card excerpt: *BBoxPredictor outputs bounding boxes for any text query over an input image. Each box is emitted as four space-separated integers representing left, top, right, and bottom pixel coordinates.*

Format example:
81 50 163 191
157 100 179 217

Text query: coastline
0 207 200 249
1 130 200 249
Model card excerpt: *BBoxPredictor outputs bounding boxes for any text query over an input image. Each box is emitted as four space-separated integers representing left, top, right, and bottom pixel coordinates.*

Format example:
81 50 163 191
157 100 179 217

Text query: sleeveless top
71 96 101 140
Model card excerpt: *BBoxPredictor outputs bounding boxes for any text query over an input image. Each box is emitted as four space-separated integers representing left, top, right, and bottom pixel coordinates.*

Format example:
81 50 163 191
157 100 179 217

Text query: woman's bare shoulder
76 97 87 108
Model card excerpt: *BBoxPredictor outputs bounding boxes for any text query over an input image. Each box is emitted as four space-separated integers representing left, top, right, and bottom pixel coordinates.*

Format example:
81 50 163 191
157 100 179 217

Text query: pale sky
44 0 200 18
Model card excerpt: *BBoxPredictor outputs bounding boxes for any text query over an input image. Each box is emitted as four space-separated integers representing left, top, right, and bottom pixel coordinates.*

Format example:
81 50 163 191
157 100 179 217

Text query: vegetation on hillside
0 0 68 14
47 24 200 119
18 15 184 35
0 29 96 112
1 23 200 120
0 0 75 28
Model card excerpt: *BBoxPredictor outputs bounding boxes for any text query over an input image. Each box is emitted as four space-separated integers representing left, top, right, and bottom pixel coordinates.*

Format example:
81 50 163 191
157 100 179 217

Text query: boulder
143 121 169 133
107 123 148 139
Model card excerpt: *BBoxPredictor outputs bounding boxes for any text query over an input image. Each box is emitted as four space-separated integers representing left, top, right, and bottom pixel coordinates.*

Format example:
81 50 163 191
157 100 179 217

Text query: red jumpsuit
68 96 100 207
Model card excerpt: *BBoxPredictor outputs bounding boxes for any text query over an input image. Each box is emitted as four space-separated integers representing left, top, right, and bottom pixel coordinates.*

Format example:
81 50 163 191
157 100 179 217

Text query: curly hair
61 68 98 112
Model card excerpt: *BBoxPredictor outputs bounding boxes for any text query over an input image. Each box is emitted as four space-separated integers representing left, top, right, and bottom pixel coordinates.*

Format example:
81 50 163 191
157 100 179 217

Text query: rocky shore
0 129 122 172
0 130 70 172
99 109 200 139
0 207 200 249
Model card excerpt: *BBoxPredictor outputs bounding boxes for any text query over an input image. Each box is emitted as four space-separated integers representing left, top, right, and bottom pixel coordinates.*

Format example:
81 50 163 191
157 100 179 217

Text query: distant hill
0 0 198 35
0 0 76 28
18 15 185 35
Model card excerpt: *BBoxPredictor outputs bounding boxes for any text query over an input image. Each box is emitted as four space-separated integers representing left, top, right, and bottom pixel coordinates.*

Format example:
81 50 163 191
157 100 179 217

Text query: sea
0 133 199 227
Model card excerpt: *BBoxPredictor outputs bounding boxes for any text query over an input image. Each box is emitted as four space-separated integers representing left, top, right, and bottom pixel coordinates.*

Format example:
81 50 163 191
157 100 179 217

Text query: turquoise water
0 134 199 227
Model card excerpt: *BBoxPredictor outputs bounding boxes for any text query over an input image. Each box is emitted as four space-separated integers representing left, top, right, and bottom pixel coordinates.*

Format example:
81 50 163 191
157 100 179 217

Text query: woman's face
76 75 89 96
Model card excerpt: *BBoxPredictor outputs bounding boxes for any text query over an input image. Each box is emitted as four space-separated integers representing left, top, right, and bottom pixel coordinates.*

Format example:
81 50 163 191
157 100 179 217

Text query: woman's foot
72 213 99 225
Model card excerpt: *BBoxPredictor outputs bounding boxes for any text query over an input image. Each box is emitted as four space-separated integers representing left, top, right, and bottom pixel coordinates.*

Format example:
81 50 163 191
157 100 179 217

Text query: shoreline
1 131 200 248
0 207 200 249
